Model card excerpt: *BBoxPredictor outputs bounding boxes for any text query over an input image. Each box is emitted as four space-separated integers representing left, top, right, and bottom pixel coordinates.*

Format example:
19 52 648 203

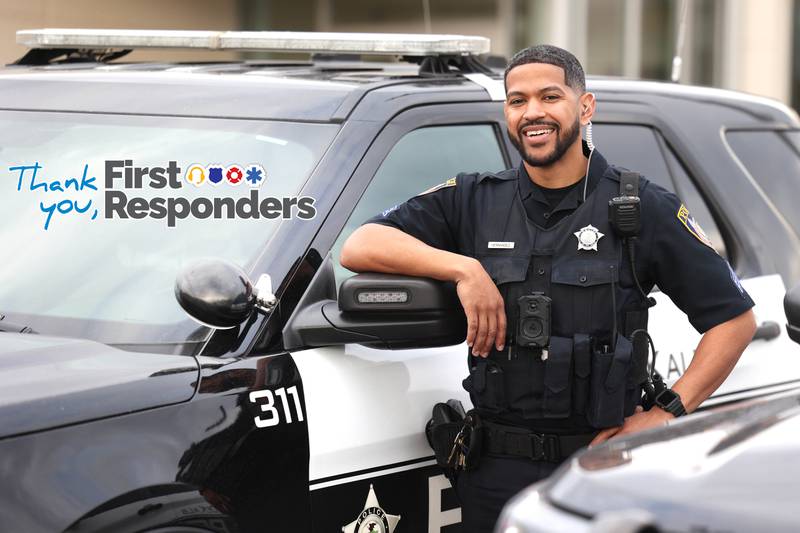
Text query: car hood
543 391 800 531
0 333 199 439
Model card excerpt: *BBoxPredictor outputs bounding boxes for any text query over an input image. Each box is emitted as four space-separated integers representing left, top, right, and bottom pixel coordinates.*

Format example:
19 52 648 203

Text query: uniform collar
518 142 610 213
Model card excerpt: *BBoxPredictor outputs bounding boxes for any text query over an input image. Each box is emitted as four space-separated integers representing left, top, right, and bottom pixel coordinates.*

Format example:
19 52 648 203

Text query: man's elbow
339 238 359 271
722 308 757 342
340 225 372 271
740 308 757 339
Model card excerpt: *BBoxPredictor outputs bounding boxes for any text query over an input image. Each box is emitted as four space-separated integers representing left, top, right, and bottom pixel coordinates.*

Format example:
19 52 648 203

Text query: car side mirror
784 282 800 344
283 255 466 350
174 258 277 329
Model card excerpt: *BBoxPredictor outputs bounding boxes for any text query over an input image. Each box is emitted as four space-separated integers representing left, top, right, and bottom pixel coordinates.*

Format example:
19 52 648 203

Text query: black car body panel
0 351 309 533
0 333 198 438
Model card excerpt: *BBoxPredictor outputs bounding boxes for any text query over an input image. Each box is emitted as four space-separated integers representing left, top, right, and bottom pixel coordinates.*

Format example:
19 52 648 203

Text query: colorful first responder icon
244 163 266 187
206 164 224 185
574 224 604 251
184 164 206 187
225 164 244 185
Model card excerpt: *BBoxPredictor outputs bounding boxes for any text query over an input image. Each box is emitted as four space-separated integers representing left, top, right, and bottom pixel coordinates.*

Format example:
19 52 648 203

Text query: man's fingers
589 426 621 446
607 428 629 442
472 311 486 356
465 306 478 348
482 311 497 356
495 307 507 351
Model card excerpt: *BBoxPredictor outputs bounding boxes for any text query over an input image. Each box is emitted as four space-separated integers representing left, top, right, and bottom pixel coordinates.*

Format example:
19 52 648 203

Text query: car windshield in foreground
0 111 338 353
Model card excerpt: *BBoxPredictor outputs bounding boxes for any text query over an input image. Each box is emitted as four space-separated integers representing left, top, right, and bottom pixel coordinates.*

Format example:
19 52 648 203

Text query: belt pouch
502 350 544 418
625 331 650 416
462 358 505 413
542 336 573 418
572 334 591 415
587 334 633 428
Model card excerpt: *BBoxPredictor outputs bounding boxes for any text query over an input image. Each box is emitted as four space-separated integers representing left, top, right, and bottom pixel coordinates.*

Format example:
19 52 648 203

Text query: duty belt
483 421 596 463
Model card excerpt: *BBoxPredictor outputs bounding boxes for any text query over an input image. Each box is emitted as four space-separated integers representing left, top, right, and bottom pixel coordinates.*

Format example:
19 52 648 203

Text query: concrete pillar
314 0 333 32
496 0 516 58
524 0 588 65
719 0 792 103
622 0 642 78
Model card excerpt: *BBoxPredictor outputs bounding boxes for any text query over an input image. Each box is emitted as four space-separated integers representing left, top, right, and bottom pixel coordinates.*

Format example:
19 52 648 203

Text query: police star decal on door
342 485 400 533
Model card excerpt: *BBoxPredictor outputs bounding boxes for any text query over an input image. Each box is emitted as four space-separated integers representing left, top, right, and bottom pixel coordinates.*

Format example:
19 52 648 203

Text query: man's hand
455 261 506 357
589 406 674 446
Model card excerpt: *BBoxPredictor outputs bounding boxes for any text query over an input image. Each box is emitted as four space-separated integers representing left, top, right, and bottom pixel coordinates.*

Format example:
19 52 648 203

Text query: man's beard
507 118 581 167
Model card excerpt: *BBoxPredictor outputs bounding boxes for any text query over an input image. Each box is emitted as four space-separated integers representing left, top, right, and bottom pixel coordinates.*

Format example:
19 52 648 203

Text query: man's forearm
672 309 756 412
340 223 476 283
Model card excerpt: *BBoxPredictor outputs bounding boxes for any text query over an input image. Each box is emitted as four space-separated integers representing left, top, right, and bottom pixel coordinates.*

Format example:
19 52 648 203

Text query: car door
294 102 509 533
588 122 800 406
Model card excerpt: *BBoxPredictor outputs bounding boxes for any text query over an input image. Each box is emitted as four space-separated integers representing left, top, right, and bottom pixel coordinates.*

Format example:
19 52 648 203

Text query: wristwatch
654 388 687 417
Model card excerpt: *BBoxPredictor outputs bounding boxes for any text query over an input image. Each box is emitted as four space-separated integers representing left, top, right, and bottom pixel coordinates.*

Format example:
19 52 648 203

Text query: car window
726 130 800 239
331 124 506 284
592 123 676 191
593 123 727 258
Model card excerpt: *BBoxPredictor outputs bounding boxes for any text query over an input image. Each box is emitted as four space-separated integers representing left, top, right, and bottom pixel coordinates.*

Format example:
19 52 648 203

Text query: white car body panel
296 275 797 488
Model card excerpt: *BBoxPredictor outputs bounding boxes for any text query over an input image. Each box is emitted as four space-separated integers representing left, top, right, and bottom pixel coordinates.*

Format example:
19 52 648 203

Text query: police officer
340 45 756 532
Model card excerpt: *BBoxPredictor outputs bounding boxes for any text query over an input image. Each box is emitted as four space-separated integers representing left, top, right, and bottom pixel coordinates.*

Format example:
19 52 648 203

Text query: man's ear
579 92 596 125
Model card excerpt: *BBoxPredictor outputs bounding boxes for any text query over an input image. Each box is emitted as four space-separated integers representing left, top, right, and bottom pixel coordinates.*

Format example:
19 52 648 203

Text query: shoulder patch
381 204 399 217
416 177 456 196
726 261 746 296
676 204 715 250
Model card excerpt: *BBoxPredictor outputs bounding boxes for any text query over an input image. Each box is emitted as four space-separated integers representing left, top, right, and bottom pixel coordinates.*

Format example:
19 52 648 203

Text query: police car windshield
0 111 338 353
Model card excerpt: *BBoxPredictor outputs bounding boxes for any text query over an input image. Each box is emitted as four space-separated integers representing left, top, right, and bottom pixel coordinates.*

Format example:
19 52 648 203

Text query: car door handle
751 321 781 343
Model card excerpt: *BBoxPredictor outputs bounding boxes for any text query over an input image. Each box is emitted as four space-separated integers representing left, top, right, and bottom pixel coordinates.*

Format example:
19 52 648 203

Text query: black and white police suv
1 28 800 533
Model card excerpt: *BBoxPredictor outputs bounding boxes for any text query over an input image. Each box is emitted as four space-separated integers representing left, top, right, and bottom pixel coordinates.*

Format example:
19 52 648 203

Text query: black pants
455 455 561 533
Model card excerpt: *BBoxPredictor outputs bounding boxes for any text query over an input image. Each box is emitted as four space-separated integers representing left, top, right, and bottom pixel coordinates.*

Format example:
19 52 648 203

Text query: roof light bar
17 29 490 56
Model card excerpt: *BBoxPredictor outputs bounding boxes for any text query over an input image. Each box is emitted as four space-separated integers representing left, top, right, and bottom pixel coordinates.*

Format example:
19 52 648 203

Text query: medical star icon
245 165 264 185
342 485 400 533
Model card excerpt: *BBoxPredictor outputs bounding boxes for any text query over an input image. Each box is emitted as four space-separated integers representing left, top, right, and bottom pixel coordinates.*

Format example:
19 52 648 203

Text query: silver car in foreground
496 387 800 533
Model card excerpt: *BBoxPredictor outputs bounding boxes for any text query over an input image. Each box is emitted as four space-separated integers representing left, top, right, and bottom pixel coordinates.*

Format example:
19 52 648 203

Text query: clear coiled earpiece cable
585 120 595 151
582 121 594 201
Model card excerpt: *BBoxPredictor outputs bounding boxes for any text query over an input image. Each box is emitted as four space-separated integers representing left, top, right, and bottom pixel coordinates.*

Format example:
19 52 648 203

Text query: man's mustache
517 120 560 138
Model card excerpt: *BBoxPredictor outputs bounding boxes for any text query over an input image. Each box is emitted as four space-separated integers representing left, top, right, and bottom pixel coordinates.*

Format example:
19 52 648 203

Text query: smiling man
341 45 756 532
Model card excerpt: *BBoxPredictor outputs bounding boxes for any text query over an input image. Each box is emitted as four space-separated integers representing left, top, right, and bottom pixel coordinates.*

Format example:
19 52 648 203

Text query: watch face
658 389 679 405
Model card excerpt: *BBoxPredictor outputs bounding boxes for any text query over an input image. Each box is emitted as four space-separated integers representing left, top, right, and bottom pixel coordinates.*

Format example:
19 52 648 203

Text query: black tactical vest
462 162 650 429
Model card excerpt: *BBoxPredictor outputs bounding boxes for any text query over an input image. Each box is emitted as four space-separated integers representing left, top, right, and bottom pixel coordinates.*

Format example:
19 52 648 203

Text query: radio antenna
671 0 689 83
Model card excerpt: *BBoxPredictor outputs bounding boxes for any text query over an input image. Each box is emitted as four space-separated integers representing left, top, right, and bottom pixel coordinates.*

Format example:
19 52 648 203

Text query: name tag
488 241 514 249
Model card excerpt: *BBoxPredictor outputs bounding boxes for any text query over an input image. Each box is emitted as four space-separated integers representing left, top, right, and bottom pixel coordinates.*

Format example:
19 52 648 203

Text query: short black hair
504 44 586 94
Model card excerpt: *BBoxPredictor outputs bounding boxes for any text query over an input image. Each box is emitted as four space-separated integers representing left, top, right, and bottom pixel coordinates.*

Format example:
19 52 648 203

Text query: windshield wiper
0 315 36 334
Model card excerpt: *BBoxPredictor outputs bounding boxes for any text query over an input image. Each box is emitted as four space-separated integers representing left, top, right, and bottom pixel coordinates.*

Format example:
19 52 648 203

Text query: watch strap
656 388 687 417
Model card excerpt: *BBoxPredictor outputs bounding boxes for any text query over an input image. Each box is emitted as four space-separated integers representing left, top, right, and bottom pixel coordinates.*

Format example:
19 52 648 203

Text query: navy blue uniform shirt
365 149 754 335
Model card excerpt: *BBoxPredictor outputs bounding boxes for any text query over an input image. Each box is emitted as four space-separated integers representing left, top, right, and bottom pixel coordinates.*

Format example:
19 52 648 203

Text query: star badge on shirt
574 224 604 251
